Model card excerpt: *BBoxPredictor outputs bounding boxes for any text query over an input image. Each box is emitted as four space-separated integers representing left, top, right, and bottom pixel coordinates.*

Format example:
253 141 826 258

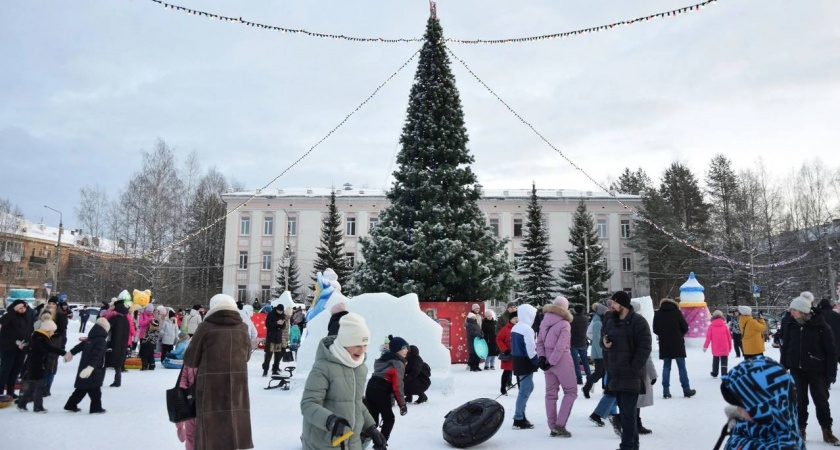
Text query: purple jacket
536 304 574 368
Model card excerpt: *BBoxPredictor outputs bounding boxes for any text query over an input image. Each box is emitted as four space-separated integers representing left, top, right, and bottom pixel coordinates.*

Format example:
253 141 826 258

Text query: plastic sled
162 359 183 370
443 398 505 448
474 338 489 359
265 366 295 390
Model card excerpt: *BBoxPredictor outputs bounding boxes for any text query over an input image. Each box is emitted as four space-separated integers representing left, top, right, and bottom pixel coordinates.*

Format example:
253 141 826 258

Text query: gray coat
301 336 376 450
637 357 658 408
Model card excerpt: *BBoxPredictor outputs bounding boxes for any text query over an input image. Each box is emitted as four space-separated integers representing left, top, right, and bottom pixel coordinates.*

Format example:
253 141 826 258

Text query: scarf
330 342 365 368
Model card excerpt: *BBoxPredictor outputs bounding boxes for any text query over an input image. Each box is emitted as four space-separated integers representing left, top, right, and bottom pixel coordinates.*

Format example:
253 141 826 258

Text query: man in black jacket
570 304 591 385
653 298 695 398
602 291 652 450
782 292 840 445
0 300 34 398
263 304 287 377
106 301 130 388
816 298 840 366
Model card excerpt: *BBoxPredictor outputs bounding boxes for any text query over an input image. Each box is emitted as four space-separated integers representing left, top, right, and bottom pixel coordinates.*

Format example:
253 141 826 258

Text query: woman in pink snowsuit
536 295 577 437
176 366 197 450
703 310 732 377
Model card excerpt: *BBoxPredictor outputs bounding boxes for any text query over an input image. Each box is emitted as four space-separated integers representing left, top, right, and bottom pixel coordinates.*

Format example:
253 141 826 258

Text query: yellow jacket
740 315 766 356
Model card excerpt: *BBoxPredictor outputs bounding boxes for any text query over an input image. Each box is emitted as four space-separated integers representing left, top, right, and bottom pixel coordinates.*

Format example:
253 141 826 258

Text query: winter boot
823 428 840 446
512 418 535 430
405 395 413 404
684 389 696 398
64 405 81 413
33 407 47 414
90 409 107 414
638 413 652 435
663 390 672 399
550 426 572 437
582 382 592 399
609 414 622 436
262 369 268 377
589 413 605 427
415 393 428 404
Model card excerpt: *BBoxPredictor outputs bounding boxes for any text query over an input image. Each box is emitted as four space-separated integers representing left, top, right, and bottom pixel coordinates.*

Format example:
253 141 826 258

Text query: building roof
0 213 123 254
221 187 642 201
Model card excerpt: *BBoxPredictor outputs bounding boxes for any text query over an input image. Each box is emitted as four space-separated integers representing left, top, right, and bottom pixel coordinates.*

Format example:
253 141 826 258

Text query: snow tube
162 359 183 370
474 338 488 359
0 395 13 409
442 398 505 448
125 357 142 370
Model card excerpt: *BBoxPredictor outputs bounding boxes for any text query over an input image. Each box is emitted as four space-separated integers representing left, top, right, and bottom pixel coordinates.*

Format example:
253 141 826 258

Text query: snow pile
297 292 453 394
632 295 655 334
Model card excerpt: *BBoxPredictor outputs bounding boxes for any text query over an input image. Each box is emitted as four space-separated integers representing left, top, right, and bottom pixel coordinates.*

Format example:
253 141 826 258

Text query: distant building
220 186 648 304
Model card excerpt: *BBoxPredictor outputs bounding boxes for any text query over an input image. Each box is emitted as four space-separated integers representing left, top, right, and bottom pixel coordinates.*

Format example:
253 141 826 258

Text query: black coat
54 310 68 343
780 309 838 382
106 313 130 369
481 319 498 356
817 303 840 363
465 319 483 356
570 312 589 349
652 299 688 359
22 330 66 381
404 346 431 396
265 308 287 344
69 324 109 390
602 309 652 395
0 309 34 352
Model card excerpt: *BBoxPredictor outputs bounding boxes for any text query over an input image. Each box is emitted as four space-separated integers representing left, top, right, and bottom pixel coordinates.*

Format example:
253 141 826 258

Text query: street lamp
43 205 63 294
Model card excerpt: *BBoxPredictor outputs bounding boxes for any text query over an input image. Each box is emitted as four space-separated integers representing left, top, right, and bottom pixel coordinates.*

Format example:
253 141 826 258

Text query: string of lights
144 0 719 45
444 45 809 269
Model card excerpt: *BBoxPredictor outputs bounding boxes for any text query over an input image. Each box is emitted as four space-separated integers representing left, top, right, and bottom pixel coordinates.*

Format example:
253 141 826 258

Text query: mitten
651 378 656 385
364 426 387 450
702 347 707 353
400 403 408 416
538 356 552 371
79 366 94 379
326 414 353 446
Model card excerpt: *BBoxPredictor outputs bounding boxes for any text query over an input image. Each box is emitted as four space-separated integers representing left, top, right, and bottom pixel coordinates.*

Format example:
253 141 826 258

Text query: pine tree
353 14 513 301
276 254 303 302
312 190 352 286
705 154 743 305
611 168 653 195
516 183 557 306
558 200 612 306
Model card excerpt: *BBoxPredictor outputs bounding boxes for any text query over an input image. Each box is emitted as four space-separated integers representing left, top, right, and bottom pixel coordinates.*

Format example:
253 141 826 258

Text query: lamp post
584 232 590 312
282 245 291 292
43 205 63 294
825 219 837 302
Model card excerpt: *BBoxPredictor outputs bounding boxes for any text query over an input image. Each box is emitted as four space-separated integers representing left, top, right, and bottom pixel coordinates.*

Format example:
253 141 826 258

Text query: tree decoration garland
443 45 809 269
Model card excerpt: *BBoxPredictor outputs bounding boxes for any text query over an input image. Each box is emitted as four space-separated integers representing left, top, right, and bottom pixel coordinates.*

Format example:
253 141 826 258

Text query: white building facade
221 186 647 304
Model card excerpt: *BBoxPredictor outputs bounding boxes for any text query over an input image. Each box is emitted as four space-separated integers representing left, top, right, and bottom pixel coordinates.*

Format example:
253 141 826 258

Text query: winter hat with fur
335 313 370 347
205 294 239 318
39 319 57 333
95 317 111 333
553 295 569 310
790 294 812 314
738 305 752 316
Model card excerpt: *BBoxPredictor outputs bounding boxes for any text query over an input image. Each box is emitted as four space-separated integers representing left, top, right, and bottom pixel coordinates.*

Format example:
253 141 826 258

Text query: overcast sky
2 0 839 230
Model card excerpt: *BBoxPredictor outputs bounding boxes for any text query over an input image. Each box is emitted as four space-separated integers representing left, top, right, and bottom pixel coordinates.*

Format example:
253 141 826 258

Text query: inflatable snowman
679 272 711 346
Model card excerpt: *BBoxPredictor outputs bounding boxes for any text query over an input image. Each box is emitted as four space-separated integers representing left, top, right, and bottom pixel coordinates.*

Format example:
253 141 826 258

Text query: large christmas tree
516 183 557 305
312 190 352 286
559 200 612 307
354 14 513 301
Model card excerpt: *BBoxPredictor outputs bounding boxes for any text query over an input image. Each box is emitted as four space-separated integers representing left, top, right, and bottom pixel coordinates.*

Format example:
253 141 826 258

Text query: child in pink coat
176 366 197 450
536 296 577 438
703 310 732 377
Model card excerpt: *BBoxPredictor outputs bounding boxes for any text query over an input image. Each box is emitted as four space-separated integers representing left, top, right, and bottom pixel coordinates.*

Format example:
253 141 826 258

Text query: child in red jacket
495 311 518 396
703 310 732 377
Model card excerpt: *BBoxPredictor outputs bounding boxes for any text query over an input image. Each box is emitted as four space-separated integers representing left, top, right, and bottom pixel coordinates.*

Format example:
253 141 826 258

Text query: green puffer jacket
301 336 376 450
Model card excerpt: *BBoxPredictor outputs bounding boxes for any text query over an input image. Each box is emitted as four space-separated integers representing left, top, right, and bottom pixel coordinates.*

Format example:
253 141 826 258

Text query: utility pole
750 251 758 313
584 231 590 312
44 206 63 295
826 221 837 302
283 245 290 292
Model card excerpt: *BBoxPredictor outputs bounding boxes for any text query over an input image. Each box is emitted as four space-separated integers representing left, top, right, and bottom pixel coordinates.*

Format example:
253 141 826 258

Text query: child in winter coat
176 366 197 450
167 332 190 361
536 296 577 438
139 320 160 370
160 311 179 358
301 313 387 450
138 304 155 340
511 304 540 430
63 318 110 414
482 311 498 370
16 319 68 413
404 345 431 404
365 335 409 442
704 310 733 377
738 305 766 358
496 311 518 396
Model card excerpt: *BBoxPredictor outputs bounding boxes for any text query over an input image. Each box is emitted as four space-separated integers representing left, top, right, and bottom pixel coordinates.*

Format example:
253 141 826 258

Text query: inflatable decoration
443 398 505 448
118 290 132 302
305 269 341 322
474 338 488 360
133 289 152 307
679 272 711 341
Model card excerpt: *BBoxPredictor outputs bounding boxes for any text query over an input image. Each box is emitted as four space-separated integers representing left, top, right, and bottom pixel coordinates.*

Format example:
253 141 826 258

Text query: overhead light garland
144 0 719 45
444 45 809 269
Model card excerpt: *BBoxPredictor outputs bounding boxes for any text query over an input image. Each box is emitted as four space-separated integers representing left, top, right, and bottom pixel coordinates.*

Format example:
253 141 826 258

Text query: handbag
282 348 295 363
497 351 511 361
166 367 196 423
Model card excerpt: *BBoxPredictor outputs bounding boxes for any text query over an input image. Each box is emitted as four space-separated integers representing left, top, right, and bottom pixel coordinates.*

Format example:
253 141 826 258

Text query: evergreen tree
558 200 612 306
516 183 557 306
705 154 743 305
312 190 352 285
611 168 653 195
353 14 513 301
276 253 303 302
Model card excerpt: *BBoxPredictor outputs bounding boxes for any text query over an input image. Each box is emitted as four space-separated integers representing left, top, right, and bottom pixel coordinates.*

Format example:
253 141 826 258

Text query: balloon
133 289 152 307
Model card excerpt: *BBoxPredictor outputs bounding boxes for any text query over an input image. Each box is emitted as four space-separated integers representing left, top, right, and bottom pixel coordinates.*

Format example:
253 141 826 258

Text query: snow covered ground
5 319 840 449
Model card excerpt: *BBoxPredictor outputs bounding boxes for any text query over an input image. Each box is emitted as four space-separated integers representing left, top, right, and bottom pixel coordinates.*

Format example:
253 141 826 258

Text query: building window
240 216 251 236
28 268 33 279
513 218 523 237
261 285 271 302
369 218 379 232
239 251 249 270
620 219 631 238
287 217 297 236
262 251 272 271
16 267 23 278
489 218 499 237
237 285 247 302
346 217 356 236
263 216 274 236
622 254 633 272
597 219 608 239
346 252 355 267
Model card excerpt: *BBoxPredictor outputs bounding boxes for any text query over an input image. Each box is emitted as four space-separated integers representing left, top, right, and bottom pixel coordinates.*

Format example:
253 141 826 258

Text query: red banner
420 302 481 364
